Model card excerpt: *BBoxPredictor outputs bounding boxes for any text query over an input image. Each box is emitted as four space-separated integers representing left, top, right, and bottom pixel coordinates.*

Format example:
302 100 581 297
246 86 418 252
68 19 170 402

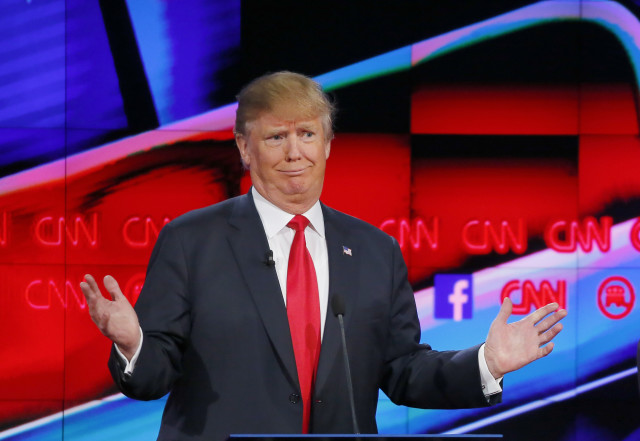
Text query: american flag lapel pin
342 245 352 256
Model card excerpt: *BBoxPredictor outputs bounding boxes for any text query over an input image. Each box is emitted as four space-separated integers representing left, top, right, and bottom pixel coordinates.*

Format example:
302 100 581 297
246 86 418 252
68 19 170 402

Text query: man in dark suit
80 71 566 441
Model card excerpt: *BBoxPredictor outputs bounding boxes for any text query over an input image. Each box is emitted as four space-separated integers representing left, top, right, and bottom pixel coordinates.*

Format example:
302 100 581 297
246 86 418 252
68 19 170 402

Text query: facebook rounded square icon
434 274 473 321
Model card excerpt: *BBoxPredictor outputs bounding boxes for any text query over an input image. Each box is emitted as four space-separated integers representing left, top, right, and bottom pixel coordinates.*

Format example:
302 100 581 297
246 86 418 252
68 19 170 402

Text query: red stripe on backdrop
411 84 580 135
411 83 638 136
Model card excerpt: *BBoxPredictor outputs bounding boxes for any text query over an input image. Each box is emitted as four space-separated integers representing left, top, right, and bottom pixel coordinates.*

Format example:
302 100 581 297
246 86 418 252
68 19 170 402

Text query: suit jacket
109 192 499 441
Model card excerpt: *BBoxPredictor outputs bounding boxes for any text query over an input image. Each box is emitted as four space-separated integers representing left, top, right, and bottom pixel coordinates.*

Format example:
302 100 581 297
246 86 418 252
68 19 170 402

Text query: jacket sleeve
379 238 501 409
108 223 191 400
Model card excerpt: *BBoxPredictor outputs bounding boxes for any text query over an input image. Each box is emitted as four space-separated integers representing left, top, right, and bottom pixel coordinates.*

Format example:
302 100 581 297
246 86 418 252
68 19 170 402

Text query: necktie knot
288 214 310 232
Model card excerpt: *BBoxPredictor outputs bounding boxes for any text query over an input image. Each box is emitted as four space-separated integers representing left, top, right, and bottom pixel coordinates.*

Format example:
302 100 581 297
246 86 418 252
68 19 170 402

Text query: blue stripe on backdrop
65 0 129 132
1 368 635 439
0 0 65 129
125 0 241 125
0 396 166 441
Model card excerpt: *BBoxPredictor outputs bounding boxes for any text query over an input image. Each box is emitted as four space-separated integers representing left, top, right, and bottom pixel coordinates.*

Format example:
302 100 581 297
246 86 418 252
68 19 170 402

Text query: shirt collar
252 187 325 239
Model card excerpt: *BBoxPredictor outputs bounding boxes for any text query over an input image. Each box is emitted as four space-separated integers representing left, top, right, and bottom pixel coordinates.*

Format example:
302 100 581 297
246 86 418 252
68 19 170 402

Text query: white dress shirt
118 187 502 397
252 187 329 338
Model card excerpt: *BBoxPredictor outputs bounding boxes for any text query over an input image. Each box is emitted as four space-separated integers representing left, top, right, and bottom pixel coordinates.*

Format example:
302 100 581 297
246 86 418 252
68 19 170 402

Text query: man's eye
265 134 284 144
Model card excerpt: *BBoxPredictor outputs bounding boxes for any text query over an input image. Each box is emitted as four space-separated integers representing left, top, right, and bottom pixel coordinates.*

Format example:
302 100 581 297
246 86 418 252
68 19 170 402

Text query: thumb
496 297 513 323
103 275 126 302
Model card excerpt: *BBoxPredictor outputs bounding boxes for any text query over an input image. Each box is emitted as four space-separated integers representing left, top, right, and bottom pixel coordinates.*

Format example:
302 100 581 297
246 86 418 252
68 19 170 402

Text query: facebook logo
434 274 473 321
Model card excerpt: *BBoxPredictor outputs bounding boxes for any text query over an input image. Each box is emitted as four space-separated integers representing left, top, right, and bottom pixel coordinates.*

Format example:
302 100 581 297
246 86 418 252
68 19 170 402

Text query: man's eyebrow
297 122 319 130
264 126 287 134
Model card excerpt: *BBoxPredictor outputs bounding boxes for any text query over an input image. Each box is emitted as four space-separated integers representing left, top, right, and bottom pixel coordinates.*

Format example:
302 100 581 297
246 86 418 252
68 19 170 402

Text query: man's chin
280 183 322 203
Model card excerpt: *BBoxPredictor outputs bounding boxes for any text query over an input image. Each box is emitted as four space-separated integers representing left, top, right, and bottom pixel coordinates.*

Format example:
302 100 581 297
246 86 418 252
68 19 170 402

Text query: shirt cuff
114 327 143 375
479 343 503 397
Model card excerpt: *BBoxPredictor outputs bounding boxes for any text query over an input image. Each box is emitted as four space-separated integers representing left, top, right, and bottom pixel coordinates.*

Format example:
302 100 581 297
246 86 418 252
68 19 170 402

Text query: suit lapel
315 204 360 394
227 193 299 388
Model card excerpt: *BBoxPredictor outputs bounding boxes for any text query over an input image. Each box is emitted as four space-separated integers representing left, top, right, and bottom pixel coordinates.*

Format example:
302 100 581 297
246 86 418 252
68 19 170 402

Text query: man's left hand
484 297 567 379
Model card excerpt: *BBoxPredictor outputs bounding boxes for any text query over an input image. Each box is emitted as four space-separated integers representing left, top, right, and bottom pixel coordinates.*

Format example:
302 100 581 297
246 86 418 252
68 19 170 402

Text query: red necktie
286 214 321 433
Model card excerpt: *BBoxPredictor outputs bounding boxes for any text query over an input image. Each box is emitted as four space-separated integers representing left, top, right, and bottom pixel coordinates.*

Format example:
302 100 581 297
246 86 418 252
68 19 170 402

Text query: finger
538 322 563 345
527 302 560 324
496 297 513 323
537 342 554 359
80 274 102 302
535 309 567 333
103 275 127 302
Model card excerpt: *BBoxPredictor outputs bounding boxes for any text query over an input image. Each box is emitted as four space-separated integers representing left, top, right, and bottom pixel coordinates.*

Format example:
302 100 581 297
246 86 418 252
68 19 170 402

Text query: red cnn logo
25 279 87 310
122 216 171 248
34 214 98 247
462 219 527 255
0 211 7 246
379 217 439 251
544 216 612 252
501 279 567 314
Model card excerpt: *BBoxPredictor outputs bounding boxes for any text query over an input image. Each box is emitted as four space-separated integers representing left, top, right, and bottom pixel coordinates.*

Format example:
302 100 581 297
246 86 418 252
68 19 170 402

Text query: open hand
484 297 567 379
80 274 141 360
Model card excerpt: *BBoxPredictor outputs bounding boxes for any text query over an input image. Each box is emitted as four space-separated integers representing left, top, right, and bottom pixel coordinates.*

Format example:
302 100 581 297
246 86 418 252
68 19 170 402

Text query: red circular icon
124 273 146 303
597 276 635 320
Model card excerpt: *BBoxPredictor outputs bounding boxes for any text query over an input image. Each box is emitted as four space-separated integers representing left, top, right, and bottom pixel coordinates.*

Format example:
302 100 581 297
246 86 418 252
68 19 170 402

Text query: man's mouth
279 168 306 176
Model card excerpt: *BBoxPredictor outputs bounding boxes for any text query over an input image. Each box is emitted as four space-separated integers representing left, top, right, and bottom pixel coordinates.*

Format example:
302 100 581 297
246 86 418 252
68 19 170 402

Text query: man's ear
324 141 331 160
235 134 251 167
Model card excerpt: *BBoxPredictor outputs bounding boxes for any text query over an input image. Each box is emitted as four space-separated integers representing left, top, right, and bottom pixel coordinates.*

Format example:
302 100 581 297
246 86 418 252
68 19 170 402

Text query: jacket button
289 393 300 404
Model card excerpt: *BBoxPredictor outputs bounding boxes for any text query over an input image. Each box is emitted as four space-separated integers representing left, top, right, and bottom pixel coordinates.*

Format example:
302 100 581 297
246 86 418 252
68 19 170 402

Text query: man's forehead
255 111 323 128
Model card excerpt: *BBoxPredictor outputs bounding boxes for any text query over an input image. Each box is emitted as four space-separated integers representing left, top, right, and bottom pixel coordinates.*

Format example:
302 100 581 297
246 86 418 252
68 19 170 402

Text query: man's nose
285 135 303 161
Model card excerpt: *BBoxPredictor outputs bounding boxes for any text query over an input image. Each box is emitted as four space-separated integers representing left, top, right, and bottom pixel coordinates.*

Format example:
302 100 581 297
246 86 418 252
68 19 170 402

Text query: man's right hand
80 274 141 361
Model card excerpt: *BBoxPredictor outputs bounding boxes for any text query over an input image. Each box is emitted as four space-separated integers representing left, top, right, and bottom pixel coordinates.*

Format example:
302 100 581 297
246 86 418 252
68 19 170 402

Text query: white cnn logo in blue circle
434 274 473 321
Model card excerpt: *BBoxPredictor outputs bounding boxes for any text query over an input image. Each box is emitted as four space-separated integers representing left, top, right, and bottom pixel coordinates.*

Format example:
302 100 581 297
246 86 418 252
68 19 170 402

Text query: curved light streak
3 1 640 197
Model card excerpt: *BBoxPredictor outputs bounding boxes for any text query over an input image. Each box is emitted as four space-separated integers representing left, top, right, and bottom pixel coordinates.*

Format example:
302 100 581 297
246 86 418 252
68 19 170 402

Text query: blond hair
234 71 335 142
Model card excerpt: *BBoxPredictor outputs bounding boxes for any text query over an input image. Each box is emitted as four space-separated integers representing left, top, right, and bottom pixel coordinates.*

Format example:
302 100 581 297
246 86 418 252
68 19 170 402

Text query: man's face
236 111 331 214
